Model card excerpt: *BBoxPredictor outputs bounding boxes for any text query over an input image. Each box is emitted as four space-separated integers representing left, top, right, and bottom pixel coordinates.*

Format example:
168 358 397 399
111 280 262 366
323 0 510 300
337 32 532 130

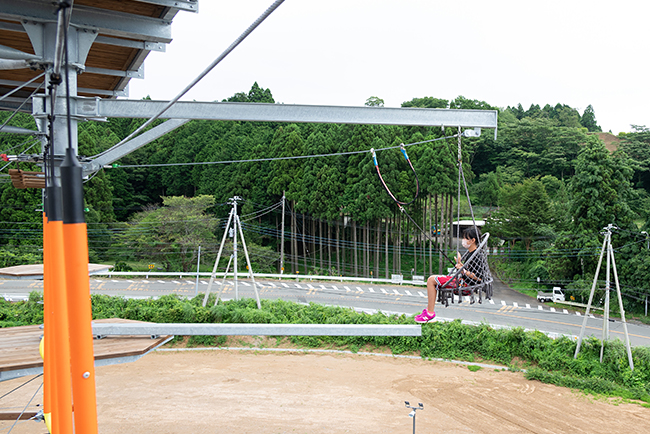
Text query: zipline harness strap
371 144 419 206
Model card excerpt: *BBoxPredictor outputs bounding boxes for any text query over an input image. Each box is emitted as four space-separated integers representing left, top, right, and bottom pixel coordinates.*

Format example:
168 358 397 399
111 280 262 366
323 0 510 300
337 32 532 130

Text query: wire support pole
574 224 634 370
202 208 234 307
99 0 286 159
280 191 285 276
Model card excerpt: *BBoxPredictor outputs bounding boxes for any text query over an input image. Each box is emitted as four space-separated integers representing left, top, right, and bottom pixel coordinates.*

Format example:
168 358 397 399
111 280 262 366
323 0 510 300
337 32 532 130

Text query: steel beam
91 323 422 337
134 0 198 13
73 99 499 128
83 118 189 174
0 0 172 42
94 36 166 52
85 65 144 79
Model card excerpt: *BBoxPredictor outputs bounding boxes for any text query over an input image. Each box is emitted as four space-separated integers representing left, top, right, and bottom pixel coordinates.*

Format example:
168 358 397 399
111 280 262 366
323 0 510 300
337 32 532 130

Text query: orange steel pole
61 148 98 434
42 212 52 432
46 187 74 434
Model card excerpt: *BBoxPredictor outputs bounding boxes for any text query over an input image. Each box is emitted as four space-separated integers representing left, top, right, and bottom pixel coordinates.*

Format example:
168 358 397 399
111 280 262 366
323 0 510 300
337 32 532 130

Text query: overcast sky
128 0 649 135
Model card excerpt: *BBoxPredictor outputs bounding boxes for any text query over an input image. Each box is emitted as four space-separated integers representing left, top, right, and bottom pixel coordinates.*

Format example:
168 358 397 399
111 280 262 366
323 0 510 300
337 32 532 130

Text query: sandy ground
2 349 649 434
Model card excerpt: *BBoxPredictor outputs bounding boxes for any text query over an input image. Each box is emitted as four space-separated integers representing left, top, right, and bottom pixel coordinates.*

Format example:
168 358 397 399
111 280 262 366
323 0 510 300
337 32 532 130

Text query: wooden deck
0 318 171 381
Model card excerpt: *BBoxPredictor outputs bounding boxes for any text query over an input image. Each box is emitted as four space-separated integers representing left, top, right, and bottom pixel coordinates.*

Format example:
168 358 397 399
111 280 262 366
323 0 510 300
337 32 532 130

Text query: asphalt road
2 276 649 347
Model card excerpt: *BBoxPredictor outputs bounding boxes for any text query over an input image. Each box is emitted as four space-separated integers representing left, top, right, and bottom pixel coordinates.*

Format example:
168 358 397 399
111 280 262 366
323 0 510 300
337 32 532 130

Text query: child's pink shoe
414 309 436 323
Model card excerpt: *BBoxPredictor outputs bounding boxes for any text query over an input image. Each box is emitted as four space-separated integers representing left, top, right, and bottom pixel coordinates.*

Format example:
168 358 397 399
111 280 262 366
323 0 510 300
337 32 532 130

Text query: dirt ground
2 349 649 434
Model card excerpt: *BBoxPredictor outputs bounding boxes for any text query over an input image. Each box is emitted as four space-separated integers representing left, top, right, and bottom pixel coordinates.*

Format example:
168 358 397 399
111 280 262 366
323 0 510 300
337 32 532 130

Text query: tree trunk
384 218 389 278
327 222 332 272
319 219 323 272
352 220 358 277
302 212 308 274
336 221 340 275
375 219 380 279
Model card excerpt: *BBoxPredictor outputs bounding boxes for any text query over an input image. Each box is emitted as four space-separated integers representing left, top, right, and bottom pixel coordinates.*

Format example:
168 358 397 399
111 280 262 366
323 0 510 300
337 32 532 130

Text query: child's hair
462 226 482 242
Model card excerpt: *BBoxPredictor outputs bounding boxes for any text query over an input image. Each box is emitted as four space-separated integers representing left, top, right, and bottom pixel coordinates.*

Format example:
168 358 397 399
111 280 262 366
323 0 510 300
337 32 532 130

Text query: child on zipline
415 227 486 323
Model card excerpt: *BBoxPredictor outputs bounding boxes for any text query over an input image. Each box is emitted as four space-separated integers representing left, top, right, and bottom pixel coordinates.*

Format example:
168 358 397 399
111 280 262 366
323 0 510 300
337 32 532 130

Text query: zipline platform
0 319 171 382
0 263 112 280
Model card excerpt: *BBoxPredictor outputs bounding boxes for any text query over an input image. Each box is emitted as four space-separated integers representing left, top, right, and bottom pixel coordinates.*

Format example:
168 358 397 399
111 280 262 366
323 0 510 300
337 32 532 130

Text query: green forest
1 83 650 314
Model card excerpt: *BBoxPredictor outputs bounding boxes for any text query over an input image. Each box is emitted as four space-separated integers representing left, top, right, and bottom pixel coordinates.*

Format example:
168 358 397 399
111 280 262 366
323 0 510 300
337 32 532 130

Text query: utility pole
574 224 634 370
232 197 239 300
280 191 285 276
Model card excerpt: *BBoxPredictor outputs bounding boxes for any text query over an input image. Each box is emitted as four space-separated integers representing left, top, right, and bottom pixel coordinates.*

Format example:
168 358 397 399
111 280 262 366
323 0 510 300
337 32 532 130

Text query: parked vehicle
537 287 565 303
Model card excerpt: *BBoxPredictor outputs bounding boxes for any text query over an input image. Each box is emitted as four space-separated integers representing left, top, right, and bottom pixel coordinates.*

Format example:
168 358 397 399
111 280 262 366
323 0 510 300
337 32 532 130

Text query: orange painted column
61 148 98 434
46 187 74 434
42 213 52 432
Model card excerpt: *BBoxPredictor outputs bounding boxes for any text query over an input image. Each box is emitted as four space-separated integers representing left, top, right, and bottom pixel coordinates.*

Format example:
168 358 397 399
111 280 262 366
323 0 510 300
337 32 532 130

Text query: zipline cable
91 0 286 161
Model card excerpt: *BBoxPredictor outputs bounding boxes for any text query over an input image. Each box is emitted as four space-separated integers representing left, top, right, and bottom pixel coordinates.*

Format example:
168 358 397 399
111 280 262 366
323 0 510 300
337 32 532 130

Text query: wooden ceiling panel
75 0 166 18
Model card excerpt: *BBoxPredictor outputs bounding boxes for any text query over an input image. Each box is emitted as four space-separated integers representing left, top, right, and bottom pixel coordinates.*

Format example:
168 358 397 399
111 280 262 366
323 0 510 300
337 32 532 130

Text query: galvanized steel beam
0 0 173 42
134 0 198 13
74 99 499 128
91 323 422 337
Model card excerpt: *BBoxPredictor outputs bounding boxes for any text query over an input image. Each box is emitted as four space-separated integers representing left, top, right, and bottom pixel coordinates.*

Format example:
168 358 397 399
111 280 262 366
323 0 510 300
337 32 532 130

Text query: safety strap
371 144 419 206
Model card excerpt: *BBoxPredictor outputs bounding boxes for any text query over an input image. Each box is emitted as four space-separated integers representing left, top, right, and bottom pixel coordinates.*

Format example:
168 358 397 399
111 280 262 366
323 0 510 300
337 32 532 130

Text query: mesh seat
437 233 493 307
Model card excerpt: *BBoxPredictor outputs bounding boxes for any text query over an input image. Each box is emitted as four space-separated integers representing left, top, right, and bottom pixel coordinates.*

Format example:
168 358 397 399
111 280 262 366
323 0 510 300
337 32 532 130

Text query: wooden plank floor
0 319 170 373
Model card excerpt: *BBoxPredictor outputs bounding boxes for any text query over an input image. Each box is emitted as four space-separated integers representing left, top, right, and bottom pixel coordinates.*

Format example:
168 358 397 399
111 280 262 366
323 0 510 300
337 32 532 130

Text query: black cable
0 374 42 401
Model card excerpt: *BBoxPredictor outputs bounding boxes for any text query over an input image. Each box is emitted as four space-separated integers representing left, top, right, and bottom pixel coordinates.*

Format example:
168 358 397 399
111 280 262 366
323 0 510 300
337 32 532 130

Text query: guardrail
98 271 428 286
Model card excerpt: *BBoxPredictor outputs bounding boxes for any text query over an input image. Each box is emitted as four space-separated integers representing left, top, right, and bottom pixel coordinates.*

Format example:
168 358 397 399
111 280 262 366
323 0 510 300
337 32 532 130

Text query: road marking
94 279 103 282
538 306 544 311
418 291 426 298
241 282 251 286
141 280 149 283
550 308 556 313
576 312 581 316
356 287 364 293
489 299 494 304
463 296 471 303
344 286 351 292
368 287 375 293
201 281 208 284
172 280 181 284
513 302 519 308
111 280 119 283
501 300 506 306
295 284 302 289
157 280 166 284
381 288 387 294
127 280 134 283
589 314 595 318
405 290 413 296
563 309 569 314
525 304 531 309
393 289 401 295
332 285 339 290
185 280 194 284
320 285 326 289
281 283 289 288
307 284 314 289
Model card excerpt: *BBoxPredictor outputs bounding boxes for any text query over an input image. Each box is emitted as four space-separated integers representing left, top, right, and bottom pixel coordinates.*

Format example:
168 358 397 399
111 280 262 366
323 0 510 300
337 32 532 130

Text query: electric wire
0 82 44 135
100 134 458 169
0 374 42 401
4 381 42 434
0 72 45 103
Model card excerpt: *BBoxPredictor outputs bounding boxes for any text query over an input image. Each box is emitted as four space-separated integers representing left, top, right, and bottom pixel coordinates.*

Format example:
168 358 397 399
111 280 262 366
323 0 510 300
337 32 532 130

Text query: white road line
127 280 134 283
281 283 289 288
418 291 426 298
393 289 401 295
157 280 166 284
141 280 149 283
94 279 103 282
380 288 388 294
307 284 314 289
513 302 519 308
489 299 495 304
332 285 339 290
344 286 351 292
185 280 194 284
320 285 326 289
356 287 363 292
368 287 375 293
405 290 413 296
172 280 181 284
550 307 556 312
525 304 531 309
576 312 581 316
563 309 569 314
294 284 302 289
463 296 470 303
589 314 595 318
538 306 544 311
501 300 506 306
241 282 251 287
111 280 119 283
201 281 208 285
